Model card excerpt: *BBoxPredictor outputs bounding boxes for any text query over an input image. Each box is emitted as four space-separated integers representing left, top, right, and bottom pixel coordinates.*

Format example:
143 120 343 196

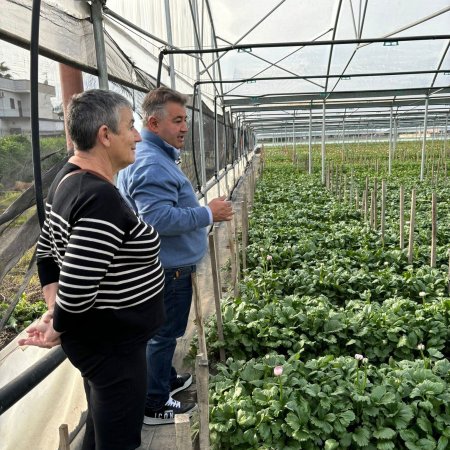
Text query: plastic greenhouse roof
198 0 449 136
207 0 450 105
0 0 448 135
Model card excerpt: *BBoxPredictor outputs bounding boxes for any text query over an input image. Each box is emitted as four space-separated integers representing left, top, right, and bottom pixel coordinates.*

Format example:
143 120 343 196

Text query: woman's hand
18 310 62 348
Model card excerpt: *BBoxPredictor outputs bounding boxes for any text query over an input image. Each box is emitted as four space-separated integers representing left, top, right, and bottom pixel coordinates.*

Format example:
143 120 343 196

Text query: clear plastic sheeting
209 0 450 138
104 0 219 102
0 333 86 450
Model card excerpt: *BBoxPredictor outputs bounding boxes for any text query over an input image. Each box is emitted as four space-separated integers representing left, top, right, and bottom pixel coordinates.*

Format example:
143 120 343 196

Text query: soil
0 328 17 351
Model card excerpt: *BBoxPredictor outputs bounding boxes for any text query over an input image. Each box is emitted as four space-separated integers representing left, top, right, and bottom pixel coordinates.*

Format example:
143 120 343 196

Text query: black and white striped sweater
37 163 166 345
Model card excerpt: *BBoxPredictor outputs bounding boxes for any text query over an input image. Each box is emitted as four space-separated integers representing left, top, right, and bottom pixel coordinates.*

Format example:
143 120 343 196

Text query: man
118 87 233 425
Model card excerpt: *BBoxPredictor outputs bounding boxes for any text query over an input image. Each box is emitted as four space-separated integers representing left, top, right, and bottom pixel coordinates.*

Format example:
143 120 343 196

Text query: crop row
208 152 450 449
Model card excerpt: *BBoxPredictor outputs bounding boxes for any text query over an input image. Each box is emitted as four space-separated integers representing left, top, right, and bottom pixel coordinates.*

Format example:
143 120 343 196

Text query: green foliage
0 293 46 331
209 355 450 450
206 147 450 449
0 134 66 188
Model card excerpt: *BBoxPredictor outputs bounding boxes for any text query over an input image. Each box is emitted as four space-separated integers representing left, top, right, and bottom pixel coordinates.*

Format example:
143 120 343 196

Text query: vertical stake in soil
58 424 70 450
233 214 241 296
192 272 207 357
373 178 378 229
175 415 193 450
431 192 437 268
208 231 226 363
213 225 223 295
381 180 386 245
241 196 249 271
195 354 210 450
226 220 237 293
400 186 404 250
370 191 375 228
408 189 417 265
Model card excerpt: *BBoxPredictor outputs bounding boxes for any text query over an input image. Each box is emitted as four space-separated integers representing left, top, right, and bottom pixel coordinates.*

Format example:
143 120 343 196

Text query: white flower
419 292 426 297
355 354 364 361
362 358 368 364
417 343 425 351
266 255 273 261
274 366 283 376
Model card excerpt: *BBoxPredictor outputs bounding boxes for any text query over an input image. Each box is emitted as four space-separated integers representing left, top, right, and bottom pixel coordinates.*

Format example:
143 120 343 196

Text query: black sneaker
170 373 193 396
143 397 197 425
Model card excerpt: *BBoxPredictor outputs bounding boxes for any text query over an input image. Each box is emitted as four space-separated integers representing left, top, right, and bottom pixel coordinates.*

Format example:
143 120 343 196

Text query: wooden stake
208 232 226 363
408 189 416 265
192 273 207 357
373 178 378 229
213 225 223 295
431 192 437 268
349 171 354 203
196 354 210 450
175 415 193 450
241 196 249 271
58 424 70 450
381 180 386 245
370 191 375 228
363 189 369 222
400 186 404 250
355 186 359 210
448 249 450 296
226 220 237 292
233 215 241 296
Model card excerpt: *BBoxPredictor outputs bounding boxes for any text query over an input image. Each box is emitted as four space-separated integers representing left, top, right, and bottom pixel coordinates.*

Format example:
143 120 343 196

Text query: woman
19 89 166 450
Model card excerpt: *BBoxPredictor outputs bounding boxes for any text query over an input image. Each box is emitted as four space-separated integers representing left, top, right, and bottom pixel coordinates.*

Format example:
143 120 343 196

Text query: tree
0 61 12 79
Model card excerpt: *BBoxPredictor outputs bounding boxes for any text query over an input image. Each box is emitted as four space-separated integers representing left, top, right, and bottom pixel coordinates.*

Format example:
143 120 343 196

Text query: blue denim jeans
146 265 195 410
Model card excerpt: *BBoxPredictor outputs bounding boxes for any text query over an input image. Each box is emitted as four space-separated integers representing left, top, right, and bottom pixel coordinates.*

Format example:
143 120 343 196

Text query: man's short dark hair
67 89 131 151
142 87 187 124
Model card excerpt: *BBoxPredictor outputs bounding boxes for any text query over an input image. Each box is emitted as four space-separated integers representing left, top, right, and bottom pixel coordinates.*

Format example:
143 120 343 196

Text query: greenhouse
0 0 449 449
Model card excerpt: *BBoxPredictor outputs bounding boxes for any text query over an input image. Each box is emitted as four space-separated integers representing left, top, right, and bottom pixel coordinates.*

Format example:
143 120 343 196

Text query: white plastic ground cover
0 331 86 450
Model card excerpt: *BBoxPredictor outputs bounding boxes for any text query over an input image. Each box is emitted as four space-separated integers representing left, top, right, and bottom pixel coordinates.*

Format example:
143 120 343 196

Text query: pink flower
274 365 283 376
266 255 273 261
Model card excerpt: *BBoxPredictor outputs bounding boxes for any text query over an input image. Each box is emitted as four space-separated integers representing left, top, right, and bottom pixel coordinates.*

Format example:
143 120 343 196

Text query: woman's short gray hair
67 89 131 151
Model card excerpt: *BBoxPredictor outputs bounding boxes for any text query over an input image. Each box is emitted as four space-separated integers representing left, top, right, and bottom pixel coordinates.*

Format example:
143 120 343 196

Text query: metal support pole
30 0 45 227
192 0 207 196
91 0 109 90
164 0 176 89
420 97 429 181
214 97 220 195
321 101 326 184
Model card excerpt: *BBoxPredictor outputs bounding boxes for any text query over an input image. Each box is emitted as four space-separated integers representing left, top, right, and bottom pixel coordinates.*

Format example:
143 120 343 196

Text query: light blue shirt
117 129 211 268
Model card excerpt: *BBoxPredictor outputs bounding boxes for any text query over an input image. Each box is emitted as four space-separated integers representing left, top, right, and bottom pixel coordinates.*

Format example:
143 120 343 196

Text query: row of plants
207 150 450 449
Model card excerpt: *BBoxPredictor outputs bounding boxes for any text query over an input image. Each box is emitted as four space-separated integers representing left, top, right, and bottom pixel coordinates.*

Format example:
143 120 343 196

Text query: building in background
0 78 64 136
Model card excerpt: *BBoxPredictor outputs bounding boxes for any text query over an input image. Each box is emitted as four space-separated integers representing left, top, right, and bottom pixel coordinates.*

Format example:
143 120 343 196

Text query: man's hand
18 310 61 348
208 195 233 222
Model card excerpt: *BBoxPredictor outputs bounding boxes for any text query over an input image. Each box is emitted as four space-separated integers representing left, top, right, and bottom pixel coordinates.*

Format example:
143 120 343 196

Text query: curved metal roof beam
430 41 450 88
357 5 450 50
324 0 344 93
204 0 224 97
328 0 368 95
200 0 287 75
187 0 221 99
222 29 333 96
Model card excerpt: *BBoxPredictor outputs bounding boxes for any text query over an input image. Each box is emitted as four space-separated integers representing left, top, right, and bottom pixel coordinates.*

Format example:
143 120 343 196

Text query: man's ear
97 125 110 147
147 116 159 133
